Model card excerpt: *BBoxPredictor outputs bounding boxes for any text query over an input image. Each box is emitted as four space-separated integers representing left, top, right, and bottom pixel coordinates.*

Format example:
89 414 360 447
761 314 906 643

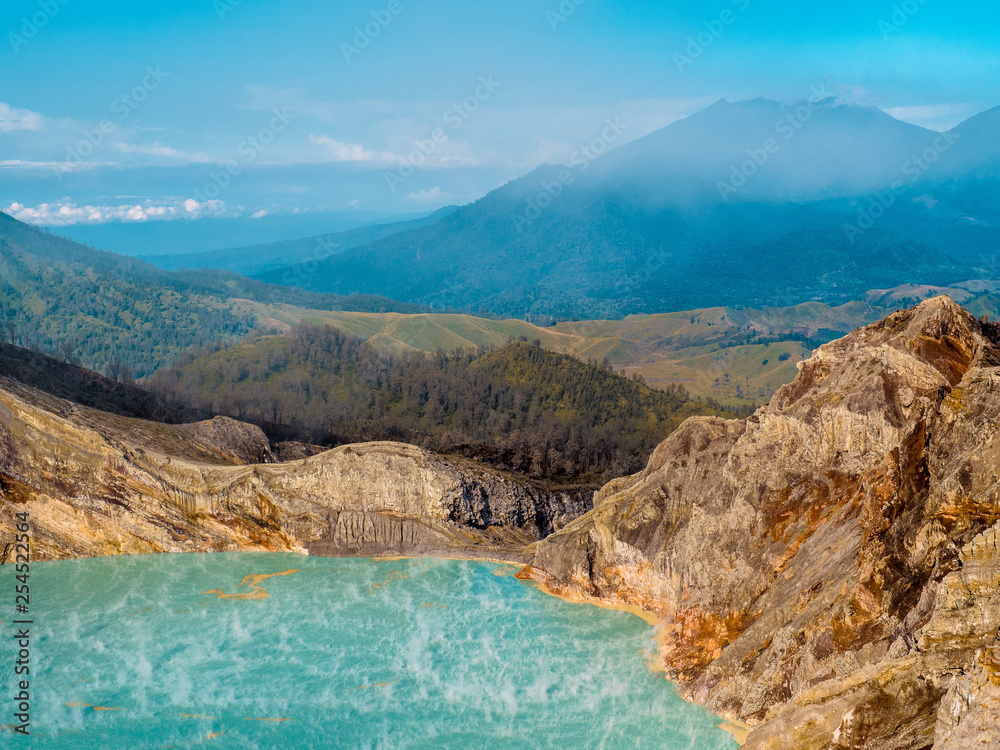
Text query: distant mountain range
253 98 1000 318
4 199 999 405
142 206 459 276
51 209 437 257
6 97 1000 387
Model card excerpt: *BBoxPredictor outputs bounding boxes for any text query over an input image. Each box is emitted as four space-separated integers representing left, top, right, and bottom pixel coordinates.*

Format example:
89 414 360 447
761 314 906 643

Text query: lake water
5 553 738 749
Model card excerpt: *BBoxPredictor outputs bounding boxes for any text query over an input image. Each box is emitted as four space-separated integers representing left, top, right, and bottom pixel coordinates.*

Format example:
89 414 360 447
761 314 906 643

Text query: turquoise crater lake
7 553 738 749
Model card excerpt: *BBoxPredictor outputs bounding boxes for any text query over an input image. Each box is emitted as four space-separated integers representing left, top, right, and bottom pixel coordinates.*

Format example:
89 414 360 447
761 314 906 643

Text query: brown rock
529 297 1000 749
0 377 591 563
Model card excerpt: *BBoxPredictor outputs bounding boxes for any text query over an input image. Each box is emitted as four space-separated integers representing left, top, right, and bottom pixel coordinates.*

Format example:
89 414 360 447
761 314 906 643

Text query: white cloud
113 142 210 161
522 136 576 168
309 134 398 163
0 159 97 171
0 102 44 132
250 209 268 219
406 186 450 203
5 198 241 226
829 84 884 108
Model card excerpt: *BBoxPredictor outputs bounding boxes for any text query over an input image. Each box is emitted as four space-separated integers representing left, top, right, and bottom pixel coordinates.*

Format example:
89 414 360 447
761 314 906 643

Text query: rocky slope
0 373 590 563
0 341 187 423
527 296 1000 748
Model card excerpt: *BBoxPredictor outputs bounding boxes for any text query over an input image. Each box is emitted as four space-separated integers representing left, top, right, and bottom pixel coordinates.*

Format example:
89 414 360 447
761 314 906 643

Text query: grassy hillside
623 341 812 405
231 299 877 355
6 208 993 408
148 325 740 482
222 298 899 405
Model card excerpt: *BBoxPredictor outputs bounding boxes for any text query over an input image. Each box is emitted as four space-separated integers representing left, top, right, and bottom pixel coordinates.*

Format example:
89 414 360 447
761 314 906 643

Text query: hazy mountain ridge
257 99 1000 318
142 206 460 276
604 96 943 198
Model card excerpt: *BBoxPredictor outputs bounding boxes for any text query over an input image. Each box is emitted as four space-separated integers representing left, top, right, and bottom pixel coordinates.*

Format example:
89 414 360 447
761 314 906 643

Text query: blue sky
1 0 998 231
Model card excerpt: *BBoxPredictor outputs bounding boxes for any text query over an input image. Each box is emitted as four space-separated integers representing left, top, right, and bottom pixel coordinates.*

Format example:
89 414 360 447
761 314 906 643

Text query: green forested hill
148 325 740 481
0 212 430 377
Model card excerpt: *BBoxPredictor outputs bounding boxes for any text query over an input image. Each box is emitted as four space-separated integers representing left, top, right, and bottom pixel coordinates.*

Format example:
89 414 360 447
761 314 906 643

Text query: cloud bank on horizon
1 0 997 227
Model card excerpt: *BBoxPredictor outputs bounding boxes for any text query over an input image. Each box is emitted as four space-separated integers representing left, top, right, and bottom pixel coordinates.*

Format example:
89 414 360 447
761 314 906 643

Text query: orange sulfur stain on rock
203 569 301 600
206 731 226 738
93 706 123 711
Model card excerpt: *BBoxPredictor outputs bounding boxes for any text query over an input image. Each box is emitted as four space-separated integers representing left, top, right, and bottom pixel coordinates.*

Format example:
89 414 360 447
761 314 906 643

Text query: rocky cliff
527 296 1000 749
0 374 590 563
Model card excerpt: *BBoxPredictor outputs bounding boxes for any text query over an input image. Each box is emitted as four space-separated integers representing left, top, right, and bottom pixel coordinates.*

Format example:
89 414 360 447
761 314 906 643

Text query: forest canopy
149 324 741 483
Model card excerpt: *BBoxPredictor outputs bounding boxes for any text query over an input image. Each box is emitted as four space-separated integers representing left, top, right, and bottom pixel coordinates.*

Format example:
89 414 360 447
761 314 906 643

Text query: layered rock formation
0 374 590 563
526 296 1000 748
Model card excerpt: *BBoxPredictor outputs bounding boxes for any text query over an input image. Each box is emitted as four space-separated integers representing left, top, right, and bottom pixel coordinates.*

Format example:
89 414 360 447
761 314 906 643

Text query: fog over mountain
601 94 942 198
257 98 1000 319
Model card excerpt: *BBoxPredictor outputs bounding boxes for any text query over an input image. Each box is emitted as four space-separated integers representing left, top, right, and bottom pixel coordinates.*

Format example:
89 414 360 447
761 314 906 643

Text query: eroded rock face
0 378 591 563
528 297 1000 749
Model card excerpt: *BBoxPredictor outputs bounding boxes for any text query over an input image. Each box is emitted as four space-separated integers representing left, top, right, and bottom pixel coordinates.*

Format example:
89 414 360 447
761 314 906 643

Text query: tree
59 341 76 364
105 355 124 383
